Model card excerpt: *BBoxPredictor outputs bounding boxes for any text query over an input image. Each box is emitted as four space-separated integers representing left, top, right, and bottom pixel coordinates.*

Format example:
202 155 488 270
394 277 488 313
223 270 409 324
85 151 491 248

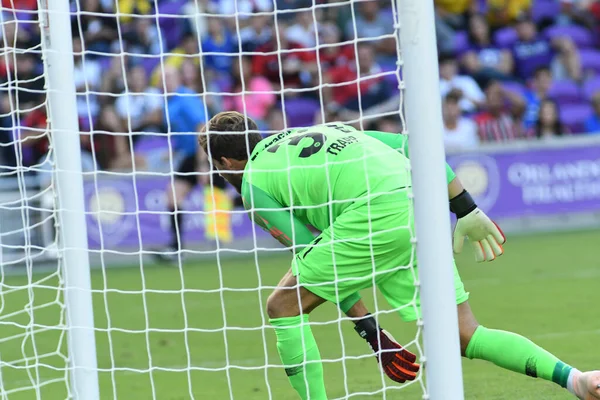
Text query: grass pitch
1 229 599 399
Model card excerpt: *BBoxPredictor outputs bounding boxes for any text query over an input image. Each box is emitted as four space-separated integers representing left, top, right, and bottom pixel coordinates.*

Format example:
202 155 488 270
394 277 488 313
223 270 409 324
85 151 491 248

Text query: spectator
154 65 214 260
218 0 272 17
240 14 273 53
72 35 102 124
522 66 553 129
474 80 526 142
531 99 567 139
584 91 600 134
16 105 98 185
182 0 209 39
286 10 320 48
435 0 471 29
202 17 236 76
73 0 119 56
556 0 597 32
439 53 485 113
122 17 162 59
117 0 153 23
461 14 514 86
0 17 38 63
17 105 51 169
252 23 317 91
266 106 286 135
11 52 45 111
276 0 313 23
99 56 127 101
224 56 276 128
0 95 16 170
372 116 403 135
113 66 163 168
487 0 532 29
442 90 479 151
344 1 396 66
1 0 36 10
91 106 128 170
318 23 355 70
325 45 398 119
151 32 200 87
511 15 581 82
434 0 472 53
179 59 222 116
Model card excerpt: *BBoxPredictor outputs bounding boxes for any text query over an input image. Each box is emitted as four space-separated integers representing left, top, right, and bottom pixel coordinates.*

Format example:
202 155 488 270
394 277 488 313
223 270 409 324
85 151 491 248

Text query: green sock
466 326 573 388
270 315 327 400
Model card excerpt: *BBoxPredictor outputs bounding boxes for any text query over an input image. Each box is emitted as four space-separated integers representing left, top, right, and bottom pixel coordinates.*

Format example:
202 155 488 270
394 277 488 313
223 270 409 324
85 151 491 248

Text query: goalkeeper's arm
362 129 506 262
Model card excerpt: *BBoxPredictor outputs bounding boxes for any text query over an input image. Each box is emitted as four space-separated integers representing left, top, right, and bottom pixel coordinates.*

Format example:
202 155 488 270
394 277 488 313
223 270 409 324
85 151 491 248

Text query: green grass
1 230 599 399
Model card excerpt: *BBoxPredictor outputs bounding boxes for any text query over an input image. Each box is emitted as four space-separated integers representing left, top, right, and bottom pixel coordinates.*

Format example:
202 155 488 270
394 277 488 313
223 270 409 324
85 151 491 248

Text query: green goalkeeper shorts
292 192 469 322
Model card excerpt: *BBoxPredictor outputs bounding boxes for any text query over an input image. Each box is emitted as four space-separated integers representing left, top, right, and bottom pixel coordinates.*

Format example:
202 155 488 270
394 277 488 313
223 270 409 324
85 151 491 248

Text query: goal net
0 0 443 398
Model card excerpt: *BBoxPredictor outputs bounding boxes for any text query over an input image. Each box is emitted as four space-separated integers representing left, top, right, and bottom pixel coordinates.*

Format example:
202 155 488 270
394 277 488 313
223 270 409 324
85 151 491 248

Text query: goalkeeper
198 111 600 400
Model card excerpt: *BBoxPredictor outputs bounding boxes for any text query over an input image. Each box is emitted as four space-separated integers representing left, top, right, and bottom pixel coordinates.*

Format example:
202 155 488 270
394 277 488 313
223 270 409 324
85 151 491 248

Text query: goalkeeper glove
355 316 420 383
450 189 506 262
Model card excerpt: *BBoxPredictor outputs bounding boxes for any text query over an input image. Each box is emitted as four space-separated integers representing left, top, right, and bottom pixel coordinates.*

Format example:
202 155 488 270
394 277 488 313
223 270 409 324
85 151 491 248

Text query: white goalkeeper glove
450 190 506 262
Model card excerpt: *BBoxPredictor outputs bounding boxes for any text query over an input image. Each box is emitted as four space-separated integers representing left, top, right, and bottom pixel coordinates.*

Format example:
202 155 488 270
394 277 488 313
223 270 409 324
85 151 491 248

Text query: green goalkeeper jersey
241 123 456 248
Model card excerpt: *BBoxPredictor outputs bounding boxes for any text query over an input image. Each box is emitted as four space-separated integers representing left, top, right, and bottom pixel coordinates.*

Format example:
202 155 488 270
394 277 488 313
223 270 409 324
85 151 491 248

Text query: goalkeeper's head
198 111 263 192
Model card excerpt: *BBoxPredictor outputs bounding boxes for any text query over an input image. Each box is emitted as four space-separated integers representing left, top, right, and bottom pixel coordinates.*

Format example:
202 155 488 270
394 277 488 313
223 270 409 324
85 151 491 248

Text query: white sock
567 368 582 397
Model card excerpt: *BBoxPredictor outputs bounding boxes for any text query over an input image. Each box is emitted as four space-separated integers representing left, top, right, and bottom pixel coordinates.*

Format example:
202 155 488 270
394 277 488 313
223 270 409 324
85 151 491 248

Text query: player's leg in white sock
458 302 600 399
572 370 600 400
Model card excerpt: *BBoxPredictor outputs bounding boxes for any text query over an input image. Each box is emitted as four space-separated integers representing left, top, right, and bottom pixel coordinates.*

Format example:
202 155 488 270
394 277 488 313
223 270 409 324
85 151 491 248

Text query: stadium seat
543 25 594 48
502 81 527 96
493 27 518 48
475 0 488 13
582 76 600 100
157 0 188 50
531 1 561 24
547 80 582 104
453 31 470 55
282 98 320 128
134 135 169 155
141 58 161 79
579 49 600 75
559 103 594 133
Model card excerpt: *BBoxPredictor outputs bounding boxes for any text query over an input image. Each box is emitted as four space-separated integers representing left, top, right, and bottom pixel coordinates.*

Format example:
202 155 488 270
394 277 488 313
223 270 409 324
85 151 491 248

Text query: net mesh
0 0 425 398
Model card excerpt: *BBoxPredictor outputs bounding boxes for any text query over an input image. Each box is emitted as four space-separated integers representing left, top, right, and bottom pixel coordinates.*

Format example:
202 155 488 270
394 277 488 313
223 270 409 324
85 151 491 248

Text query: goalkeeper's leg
459 301 600 399
267 269 328 400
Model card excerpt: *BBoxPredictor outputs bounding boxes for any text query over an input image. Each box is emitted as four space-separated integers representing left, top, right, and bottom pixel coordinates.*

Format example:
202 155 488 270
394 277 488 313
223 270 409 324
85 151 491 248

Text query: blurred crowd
1 0 600 175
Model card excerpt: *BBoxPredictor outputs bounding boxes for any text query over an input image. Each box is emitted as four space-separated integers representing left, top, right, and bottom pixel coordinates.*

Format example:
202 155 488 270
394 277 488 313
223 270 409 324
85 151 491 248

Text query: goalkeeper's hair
199 111 262 161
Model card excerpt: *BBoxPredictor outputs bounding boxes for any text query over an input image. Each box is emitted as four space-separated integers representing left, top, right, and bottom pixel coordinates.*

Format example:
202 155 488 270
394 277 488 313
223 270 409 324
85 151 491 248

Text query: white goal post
0 0 463 398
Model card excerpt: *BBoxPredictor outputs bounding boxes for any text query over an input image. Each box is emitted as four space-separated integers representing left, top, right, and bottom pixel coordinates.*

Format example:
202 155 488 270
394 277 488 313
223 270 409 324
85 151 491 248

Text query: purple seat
162 25 184 50
559 103 593 133
582 77 600 100
502 81 526 96
476 0 488 13
384 72 401 93
493 27 518 48
157 0 187 18
213 75 233 93
453 31 470 55
157 0 188 49
547 80 581 103
100 56 115 70
579 49 600 75
531 1 560 24
134 135 168 154
543 25 594 48
141 57 161 79
282 98 320 128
